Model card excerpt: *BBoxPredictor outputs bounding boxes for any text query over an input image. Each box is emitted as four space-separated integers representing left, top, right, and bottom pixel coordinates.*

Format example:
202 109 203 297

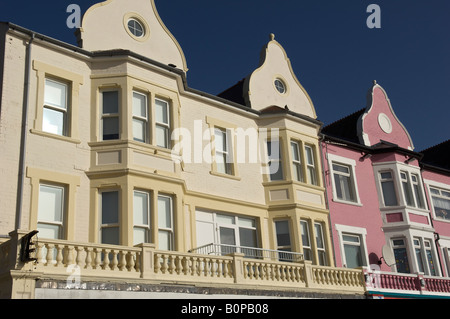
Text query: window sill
332 198 363 207
30 129 81 144
209 170 241 181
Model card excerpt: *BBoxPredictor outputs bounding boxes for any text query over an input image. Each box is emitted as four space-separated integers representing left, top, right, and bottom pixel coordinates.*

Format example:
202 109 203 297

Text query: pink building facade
320 82 450 288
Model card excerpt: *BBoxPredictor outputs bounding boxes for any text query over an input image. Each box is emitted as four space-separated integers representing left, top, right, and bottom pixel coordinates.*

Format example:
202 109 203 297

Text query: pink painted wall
321 142 390 271
422 169 450 238
361 86 413 150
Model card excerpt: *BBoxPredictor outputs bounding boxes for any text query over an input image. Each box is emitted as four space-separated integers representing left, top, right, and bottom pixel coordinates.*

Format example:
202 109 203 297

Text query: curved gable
245 34 316 119
78 0 187 72
358 82 414 150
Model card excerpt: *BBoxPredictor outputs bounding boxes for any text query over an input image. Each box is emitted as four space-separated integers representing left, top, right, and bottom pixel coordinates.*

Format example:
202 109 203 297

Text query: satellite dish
381 245 396 267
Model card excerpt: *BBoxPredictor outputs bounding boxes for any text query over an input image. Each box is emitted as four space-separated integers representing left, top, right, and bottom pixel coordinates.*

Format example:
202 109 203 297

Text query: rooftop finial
373 80 377 85
269 33 275 41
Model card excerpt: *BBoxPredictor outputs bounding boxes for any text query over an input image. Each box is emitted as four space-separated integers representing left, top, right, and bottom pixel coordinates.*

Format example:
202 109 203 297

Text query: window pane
393 247 410 274
291 142 300 161
267 141 283 181
101 227 119 245
37 223 61 240
38 185 64 223
158 231 172 250
216 214 235 225
102 91 119 114
132 92 147 117
300 221 310 246
344 244 363 268
239 228 257 248
101 191 119 224
381 180 398 206
155 99 168 124
133 119 146 142
158 196 172 229
426 248 437 276
43 108 65 135
238 217 255 228
305 146 314 165
219 227 236 246
333 164 349 174
156 125 169 148
343 235 360 243
415 247 425 273
432 195 450 220
133 191 149 225
380 172 392 179
103 117 119 140
315 223 324 249
215 128 227 152
275 221 291 247
134 227 147 245
45 79 67 109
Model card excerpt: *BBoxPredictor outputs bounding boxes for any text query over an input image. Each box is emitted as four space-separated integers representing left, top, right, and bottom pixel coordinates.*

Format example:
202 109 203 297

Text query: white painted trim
335 224 369 268
327 153 362 206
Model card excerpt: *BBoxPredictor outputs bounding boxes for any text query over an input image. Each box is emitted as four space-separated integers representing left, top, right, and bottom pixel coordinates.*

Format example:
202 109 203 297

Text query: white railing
189 243 304 262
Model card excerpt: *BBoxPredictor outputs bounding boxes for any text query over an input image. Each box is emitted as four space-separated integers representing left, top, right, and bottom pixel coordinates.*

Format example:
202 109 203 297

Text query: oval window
274 79 286 94
127 18 145 38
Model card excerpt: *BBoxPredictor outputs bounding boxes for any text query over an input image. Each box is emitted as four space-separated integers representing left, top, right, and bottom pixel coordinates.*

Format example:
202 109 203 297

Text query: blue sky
1 0 449 151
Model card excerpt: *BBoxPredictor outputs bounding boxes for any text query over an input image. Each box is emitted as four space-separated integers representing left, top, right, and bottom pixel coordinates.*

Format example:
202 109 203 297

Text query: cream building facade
0 0 367 299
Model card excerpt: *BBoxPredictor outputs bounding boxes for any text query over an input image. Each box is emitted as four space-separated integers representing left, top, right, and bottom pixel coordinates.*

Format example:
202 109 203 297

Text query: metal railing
189 243 304 262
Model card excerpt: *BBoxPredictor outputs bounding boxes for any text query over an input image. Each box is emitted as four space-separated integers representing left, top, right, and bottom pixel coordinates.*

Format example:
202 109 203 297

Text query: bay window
267 140 283 181
275 220 292 261
392 238 410 274
300 220 312 261
158 195 174 250
132 91 148 143
101 91 120 140
290 141 304 182
305 145 317 185
100 190 120 245
379 171 398 206
155 98 170 148
133 190 151 245
315 222 327 266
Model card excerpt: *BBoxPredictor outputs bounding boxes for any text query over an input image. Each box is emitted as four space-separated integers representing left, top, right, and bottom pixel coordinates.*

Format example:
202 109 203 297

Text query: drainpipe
15 32 35 230
318 133 337 267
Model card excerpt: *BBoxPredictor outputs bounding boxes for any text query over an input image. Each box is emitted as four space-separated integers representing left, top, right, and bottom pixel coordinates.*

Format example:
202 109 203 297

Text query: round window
127 18 145 38
274 79 286 94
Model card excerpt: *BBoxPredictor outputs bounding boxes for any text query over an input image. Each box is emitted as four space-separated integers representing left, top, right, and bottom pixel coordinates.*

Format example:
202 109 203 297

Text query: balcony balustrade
3 231 450 298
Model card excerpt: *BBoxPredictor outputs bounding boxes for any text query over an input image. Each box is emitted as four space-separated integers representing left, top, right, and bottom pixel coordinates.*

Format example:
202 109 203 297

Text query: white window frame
157 194 174 251
100 90 120 141
385 230 440 276
99 190 120 245
154 98 171 149
266 140 284 181
275 220 292 252
133 190 151 245
305 145 318 185
300 220 312 261
37 184 66 239
335 224 369 268
132 91 149 143
214 127 234 175
327 154 361 205
290 141 304 183
43 78 69 136
314 222 327 266
378 170 399 207
425 180 450 223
